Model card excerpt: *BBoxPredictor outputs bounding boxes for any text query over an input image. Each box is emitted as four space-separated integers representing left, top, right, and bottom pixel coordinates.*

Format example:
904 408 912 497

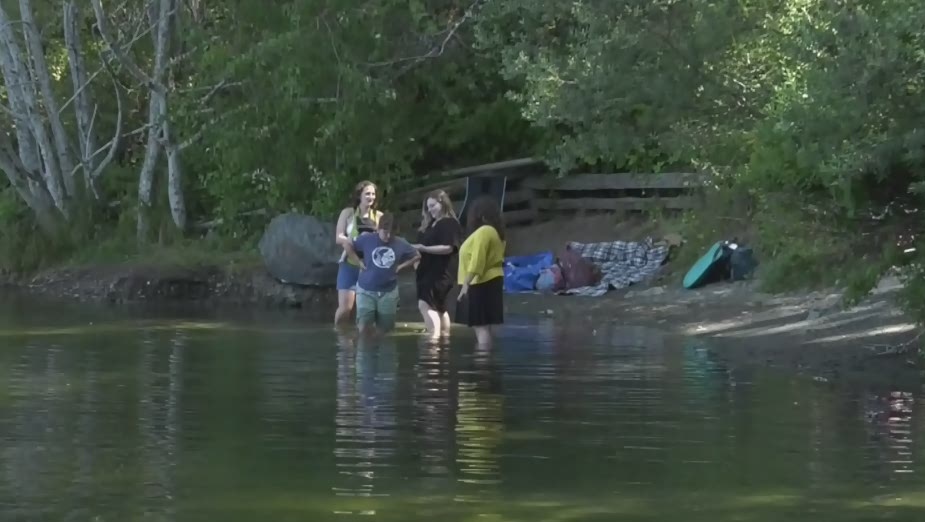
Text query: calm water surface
0 296 923 521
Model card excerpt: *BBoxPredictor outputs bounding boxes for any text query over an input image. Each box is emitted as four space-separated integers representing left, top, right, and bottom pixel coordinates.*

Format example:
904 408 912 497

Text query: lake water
0 295 924 521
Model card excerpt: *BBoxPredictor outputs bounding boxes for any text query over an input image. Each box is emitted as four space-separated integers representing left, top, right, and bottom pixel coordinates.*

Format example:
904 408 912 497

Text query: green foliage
0 184 257 274
5 0 545 273
472 0 925 323
5 0 548 264
473 0 778 172
170 0 542 238
0 190 62 273
8 0 925 338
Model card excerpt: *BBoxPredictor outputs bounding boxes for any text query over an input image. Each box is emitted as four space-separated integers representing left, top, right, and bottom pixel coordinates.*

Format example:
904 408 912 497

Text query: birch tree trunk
137 92 165 243
0 0 126 234
0 0 194 239
92 0 187 242
0 3 68 216
18 0 77 198
156 0 186 232
165 123 187 231
135 0 174 243
63 1 98 195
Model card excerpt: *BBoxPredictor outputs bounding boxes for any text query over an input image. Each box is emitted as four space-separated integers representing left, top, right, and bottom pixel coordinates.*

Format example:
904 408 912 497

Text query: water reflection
0 313 922 520
454 347 504 504
413 340 455 485
333 334 398 508
138 331 184 521
865 391 916 479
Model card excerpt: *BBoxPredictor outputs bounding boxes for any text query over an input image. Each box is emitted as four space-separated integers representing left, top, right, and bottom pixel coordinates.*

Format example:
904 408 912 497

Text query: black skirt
416 277 454 314
455 276 504 327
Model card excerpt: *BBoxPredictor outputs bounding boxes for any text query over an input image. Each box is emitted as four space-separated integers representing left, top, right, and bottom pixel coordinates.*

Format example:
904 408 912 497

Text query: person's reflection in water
332 332 398 516
454 344 504 508
413 337 456 489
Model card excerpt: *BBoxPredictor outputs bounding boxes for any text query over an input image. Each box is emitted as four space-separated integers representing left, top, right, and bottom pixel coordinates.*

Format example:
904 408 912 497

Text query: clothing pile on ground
503 238 672 297
504 235 760 298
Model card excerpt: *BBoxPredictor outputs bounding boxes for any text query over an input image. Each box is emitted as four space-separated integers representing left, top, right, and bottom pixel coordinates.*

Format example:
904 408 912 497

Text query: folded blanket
562 238 669 297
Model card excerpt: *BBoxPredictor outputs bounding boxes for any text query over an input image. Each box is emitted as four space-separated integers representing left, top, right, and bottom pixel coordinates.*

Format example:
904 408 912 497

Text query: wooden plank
395 177 467 209
398 175 466 197
457 168 537 181
503 188 534 208
442 157 540 178
523 172 707 191
396 209 423 232
396 173 533 211
393 159 541 210
503 207 537 225
536 196 699 212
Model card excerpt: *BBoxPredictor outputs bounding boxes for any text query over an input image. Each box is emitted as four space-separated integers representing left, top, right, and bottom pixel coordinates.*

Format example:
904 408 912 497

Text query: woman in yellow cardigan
456 196 506 345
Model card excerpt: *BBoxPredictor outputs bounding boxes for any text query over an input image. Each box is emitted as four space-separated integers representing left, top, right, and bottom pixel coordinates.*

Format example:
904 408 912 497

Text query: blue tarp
503 251 554 293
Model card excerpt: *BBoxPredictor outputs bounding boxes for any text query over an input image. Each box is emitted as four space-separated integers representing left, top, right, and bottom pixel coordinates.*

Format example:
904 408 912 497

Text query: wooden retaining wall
391 158 706 231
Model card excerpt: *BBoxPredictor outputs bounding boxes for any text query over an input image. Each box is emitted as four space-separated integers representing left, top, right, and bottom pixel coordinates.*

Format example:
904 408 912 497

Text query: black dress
415 217 462 314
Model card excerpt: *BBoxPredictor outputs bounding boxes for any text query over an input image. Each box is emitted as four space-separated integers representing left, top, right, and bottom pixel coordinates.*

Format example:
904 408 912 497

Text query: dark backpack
558 245 602 289
728 244 758 281
707 240 757 283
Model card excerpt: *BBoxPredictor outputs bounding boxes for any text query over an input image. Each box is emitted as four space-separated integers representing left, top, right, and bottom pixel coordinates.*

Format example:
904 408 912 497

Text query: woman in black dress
412 189 463 338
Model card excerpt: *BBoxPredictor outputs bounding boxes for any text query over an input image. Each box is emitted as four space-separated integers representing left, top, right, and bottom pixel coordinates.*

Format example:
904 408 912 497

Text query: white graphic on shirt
371 246 396 269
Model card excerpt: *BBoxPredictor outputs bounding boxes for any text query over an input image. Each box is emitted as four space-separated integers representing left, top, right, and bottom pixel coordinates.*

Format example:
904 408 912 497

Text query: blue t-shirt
353 233 416 292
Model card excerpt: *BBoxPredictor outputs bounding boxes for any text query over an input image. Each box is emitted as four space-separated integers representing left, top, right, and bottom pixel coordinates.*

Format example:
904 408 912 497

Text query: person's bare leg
417 300 434 332
473 326 492 346
334 290 356 326
418 300 441 338
439 312 452 337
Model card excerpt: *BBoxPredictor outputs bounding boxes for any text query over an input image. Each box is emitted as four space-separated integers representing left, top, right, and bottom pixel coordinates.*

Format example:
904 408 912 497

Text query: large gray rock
259 213 341 286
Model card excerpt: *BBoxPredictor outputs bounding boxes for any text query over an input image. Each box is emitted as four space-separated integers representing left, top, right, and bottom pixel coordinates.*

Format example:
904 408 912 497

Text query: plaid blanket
562 238 670 297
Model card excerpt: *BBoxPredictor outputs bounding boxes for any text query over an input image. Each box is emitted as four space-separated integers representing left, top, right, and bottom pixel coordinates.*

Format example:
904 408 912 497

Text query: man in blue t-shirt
344 212 420 334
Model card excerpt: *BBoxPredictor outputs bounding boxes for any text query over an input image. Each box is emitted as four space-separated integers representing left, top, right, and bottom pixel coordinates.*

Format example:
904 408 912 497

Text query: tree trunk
136 92 164 243
19 0 78 198
0 3 68 217
0 9 40 177
137 0 175 243
0 0 127 233
63 1 98 193
164 125 187 231
92 0 187 242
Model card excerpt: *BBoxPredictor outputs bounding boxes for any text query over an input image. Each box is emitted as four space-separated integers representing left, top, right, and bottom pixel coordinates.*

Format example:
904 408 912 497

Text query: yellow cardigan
457 225 505 285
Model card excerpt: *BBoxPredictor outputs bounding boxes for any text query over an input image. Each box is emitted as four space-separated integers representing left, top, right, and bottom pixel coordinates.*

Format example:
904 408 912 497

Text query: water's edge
1 264 918 378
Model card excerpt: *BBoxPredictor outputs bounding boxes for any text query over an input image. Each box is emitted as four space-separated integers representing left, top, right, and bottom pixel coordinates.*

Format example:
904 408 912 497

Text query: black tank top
355 211 377 234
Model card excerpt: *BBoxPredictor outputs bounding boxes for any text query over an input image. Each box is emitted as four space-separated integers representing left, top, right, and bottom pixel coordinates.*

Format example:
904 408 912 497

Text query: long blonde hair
418 189 458 233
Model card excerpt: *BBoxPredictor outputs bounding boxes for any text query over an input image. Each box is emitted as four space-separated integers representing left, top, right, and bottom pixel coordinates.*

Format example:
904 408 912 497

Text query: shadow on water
0 299 924 521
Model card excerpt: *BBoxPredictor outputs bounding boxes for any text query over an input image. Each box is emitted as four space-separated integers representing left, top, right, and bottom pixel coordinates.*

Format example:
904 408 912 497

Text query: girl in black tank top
355 212 377 234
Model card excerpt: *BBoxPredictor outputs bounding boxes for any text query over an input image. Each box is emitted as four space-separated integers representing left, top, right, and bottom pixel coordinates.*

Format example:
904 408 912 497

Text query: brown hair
350 180 378 209
465 195 505 241
418 189 458 233
377 212 395 232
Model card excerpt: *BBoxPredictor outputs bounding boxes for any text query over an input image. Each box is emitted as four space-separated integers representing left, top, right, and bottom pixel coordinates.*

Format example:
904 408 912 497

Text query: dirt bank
1 262 338 308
